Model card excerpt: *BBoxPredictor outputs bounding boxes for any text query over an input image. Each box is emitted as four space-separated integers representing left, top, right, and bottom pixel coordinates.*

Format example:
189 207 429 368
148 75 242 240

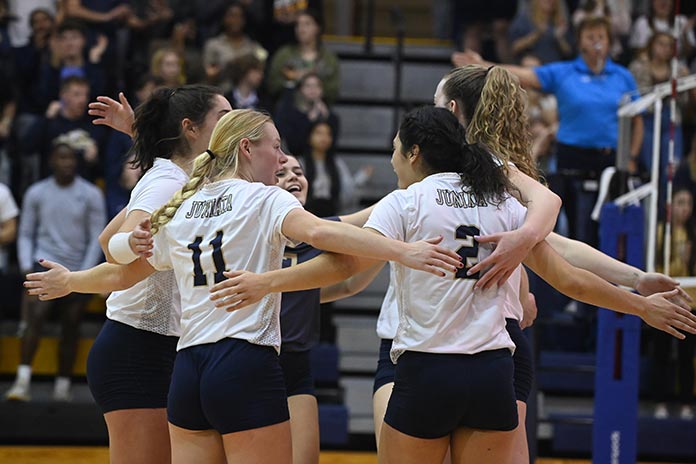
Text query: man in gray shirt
6 140 105 402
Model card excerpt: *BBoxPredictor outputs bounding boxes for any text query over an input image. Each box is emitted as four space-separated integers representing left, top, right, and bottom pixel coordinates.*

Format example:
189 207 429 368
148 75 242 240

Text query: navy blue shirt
280 216 339 352
534 56 639 149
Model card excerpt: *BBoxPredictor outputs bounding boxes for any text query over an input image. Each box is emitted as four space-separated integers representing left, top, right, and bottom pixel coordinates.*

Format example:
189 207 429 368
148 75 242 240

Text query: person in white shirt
24 109 462 463
78 85 231 464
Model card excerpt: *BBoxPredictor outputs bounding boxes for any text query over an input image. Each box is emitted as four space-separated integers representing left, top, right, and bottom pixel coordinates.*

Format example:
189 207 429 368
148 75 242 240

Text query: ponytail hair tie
485 65 495 75
206 149 216 160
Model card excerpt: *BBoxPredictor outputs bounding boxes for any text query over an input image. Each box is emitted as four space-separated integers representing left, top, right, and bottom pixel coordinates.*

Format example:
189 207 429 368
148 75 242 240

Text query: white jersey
502 267 523 321
148 179 302 352
364 173 525 363
376 266 398 340
106 158 189 337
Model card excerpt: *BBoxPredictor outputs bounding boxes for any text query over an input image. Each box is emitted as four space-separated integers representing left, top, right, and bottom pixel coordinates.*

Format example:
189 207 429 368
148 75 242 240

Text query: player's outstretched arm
523 241 696 339
24 258 156 300
281 209 462 277
210 252 380 311
545 232 691 303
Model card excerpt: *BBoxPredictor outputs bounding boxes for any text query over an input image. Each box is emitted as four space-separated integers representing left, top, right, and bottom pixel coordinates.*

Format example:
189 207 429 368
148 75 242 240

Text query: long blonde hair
150 109 272 234
443 65 538 180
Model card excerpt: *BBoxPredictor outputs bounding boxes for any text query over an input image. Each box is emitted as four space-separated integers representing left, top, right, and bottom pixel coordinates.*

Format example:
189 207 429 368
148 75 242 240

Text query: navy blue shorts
167 338 289 434
279 349 315 397
384 349 518 438
506 318 534 403
86 319 178 414
373 338 396 394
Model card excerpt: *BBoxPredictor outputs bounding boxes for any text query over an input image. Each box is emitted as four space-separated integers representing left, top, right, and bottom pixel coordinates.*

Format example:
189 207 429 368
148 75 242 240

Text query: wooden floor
0 447 673 464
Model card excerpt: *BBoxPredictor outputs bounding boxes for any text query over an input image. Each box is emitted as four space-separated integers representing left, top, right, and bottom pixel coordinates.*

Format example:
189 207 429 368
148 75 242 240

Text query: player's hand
23 260 72 300
635 272 692 305
209 270 269 311
130 218 153 258
642 289 696 339
398 236 462 277
469 228 535 289
520 292 538 329
88 92 134 136
451 49 485 67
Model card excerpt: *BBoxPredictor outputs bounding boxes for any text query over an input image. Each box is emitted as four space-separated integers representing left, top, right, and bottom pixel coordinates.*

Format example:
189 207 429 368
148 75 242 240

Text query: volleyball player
25 109 462 463
85 85 231 464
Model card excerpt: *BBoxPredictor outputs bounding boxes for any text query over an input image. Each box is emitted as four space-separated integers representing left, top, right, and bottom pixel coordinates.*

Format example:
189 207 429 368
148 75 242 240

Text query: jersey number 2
455 225 480 279
187 230 226 286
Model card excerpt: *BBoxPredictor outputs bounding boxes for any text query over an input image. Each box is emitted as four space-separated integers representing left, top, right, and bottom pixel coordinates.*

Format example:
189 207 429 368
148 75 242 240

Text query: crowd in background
0 0 695 417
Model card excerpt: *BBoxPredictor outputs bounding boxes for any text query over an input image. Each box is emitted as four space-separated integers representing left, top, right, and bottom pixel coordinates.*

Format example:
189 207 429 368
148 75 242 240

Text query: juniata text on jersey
435 188 489 208
184 194 234 219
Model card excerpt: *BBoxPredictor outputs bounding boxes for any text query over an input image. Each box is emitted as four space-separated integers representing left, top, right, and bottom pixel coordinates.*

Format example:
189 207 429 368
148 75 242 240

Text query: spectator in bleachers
28 76 107 182
5 0 55 48
202 2 267 94
298 120 371 217
149 17 206 85
274 71 339 158
120 0 174 92
454 16 644 248
262 0 324 55
0 181 18 274
453 0 517 63
150 46 186 88
5 141 105 402
12 8 55 118
629 31 691 189
629 0 695 60
571 0 633 62
267 8 339 104
37 19 107 107
224 54 272 111
509 0 574 64
652 185 696 420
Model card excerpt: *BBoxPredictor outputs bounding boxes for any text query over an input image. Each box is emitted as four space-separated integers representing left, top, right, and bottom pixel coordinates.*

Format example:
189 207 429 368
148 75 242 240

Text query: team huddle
22 65 696 464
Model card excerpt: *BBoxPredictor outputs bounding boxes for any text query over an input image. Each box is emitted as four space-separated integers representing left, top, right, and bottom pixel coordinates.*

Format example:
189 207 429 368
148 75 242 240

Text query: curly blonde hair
442 65 538 181
150 109 272 234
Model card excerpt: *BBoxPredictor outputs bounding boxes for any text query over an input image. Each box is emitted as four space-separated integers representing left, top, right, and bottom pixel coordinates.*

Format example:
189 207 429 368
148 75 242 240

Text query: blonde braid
151 152 215 234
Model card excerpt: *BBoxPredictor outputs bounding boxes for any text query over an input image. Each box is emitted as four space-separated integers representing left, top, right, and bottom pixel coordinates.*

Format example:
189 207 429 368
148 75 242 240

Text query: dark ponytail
398 106 514 205
129 84 222 172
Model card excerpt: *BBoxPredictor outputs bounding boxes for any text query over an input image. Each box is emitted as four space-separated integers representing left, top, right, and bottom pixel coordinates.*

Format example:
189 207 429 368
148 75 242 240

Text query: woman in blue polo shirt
454 15 643 248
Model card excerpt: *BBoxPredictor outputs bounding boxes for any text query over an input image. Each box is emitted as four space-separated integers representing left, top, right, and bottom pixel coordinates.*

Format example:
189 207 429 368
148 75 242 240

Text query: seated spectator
12 8 55 118
675 133 696 199
4 141 105 403
629 31 691 195
150 46 186 87
299 120 371 217
509 0 573 63
37 19 107 107
202 2 267 93
148 18 205 84
453 0 517 63
0 0 17 186
224 54 271 111
652 185 696 420
28 76 107 182
629 0 695 60
274 72 339 157
267 8 339 104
